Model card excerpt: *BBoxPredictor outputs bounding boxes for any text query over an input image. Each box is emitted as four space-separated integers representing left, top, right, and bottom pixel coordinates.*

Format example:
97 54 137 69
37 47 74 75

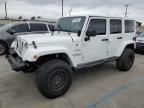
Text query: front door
83 17 109 63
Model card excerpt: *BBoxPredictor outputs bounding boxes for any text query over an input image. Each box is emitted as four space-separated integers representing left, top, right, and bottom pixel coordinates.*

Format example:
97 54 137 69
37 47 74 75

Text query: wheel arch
37 53 75 67
117 41 135 57
125 44 135 50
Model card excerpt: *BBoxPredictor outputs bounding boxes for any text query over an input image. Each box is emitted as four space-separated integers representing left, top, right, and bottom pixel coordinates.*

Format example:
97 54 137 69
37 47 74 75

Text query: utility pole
62 0 63 17
124 4 130 17
5 2 7 19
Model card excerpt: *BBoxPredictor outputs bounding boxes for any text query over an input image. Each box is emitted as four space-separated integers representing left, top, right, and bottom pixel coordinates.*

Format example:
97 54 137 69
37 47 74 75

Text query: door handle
101 38 109 41
117 37 123 40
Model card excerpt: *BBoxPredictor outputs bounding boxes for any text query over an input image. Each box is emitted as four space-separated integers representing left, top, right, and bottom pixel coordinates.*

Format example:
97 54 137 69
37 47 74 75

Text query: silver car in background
0 21 55 55
136 32 144 52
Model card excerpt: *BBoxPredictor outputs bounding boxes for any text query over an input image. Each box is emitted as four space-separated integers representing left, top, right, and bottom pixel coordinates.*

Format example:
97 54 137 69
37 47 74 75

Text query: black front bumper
6 50 26 72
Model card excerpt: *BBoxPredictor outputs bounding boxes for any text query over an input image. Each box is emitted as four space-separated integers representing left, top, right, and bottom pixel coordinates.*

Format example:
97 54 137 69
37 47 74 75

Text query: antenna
124 4 130 17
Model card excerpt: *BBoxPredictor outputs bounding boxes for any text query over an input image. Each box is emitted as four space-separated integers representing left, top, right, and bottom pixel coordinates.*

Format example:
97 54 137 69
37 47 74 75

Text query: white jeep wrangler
6 15 136 98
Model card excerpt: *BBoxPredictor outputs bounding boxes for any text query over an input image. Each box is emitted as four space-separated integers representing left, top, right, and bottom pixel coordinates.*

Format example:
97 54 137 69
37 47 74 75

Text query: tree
31 16 35 20
37 16 41 19
18 16 23 20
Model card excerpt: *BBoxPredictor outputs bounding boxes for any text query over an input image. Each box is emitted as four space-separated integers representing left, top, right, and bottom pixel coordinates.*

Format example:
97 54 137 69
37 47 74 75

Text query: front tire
116 49 135 71
36 59 73 98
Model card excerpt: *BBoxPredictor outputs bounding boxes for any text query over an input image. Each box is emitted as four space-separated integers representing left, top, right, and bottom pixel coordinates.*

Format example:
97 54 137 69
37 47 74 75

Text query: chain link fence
0 18 57 27
0 19 21 26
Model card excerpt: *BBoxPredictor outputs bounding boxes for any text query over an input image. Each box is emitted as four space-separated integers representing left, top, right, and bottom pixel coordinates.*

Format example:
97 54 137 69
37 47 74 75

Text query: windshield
139 32 144 37
55 16 86 33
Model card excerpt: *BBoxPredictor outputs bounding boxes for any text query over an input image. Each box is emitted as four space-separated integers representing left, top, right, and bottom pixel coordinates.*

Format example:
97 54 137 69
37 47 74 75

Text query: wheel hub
48 69 67 91
53 74 62 85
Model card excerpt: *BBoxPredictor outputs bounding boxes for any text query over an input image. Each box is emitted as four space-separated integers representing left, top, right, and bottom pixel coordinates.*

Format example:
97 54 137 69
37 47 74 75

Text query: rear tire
36 59 73 98
0 42 7 55
116 49 135 71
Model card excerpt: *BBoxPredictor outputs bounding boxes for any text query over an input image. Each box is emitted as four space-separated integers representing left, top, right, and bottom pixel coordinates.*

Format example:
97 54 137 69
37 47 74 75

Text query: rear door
108 19 123 57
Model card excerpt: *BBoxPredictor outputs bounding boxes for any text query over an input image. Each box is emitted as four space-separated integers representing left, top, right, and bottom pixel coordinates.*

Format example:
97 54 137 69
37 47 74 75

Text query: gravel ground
0 53 144 108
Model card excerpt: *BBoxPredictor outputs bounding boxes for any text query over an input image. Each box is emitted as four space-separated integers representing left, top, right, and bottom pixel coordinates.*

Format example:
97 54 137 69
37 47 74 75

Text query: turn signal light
33 55 38 60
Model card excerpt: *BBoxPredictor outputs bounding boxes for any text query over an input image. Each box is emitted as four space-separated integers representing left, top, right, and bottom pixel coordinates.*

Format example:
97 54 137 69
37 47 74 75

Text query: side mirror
84 36 90 41
7 29 16 35
86 30 97 37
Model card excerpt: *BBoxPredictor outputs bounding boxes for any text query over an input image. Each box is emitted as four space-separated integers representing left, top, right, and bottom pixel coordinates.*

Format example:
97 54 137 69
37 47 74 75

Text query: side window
30 23 48 32
87 19 106 35
11 24 29 33
125 20 134 33
110 19 122 34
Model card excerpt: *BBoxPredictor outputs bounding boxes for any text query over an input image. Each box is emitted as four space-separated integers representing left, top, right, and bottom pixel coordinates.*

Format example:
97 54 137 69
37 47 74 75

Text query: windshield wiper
64 30 71 36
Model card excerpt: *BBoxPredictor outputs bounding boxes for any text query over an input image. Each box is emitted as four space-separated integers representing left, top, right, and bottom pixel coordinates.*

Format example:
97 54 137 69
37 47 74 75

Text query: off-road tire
116 49 135 71
36 59 73 98
0 42 7 55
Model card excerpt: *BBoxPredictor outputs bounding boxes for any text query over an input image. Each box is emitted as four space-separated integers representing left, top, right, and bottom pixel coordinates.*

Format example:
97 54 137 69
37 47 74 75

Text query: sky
0 0 144 21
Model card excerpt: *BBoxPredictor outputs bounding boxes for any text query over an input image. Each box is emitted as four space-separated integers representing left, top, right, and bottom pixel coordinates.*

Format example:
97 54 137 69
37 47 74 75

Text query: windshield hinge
32 41 37 49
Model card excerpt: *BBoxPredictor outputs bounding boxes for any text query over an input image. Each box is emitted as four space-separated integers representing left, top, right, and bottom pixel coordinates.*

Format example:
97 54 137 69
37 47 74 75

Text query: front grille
136 42 144 50
138 43 144 46
137 43 144 46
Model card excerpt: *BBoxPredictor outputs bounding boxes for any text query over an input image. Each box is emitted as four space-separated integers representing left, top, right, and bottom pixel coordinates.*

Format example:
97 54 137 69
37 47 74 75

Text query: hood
17 32 78 44
136 36 144 43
